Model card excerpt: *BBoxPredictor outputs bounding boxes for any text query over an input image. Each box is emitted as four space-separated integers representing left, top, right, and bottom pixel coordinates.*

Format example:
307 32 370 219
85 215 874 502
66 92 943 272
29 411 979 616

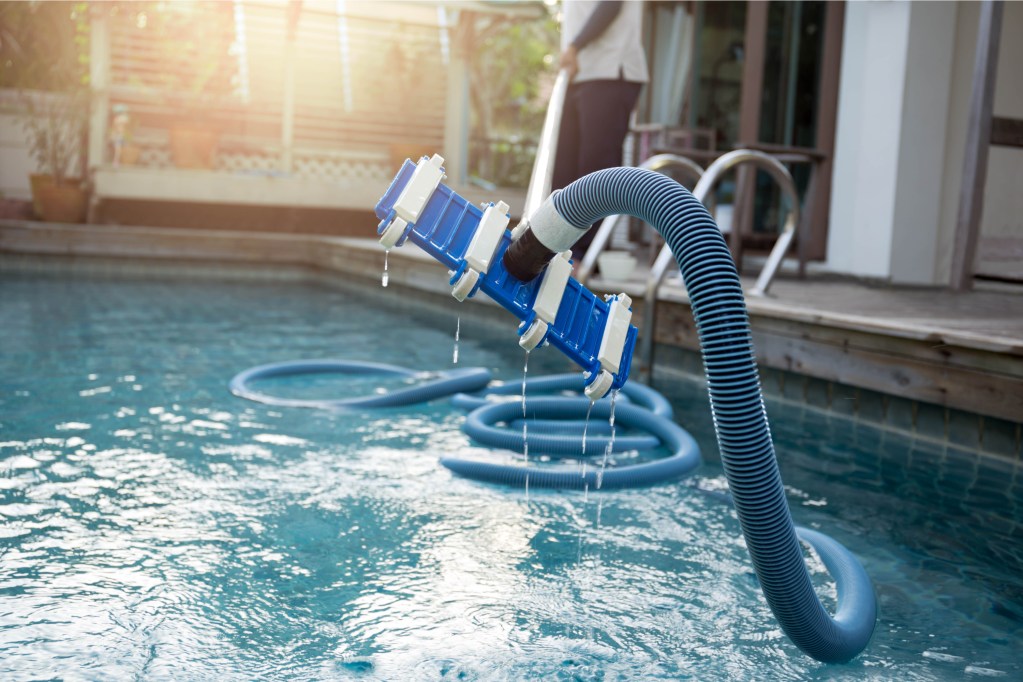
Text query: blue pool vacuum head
374 155 637 401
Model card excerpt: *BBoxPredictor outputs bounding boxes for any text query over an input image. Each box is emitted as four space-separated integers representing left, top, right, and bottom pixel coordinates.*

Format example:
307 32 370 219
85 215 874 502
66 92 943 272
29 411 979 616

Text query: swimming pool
1 268 1020 680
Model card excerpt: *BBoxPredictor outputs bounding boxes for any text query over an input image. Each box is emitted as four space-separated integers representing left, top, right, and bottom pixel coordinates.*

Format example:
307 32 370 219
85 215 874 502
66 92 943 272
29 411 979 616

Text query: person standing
553 0 649 261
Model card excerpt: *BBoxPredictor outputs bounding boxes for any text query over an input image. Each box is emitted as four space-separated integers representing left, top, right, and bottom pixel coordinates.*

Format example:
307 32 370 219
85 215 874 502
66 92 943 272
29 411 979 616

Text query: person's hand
559 44 579 80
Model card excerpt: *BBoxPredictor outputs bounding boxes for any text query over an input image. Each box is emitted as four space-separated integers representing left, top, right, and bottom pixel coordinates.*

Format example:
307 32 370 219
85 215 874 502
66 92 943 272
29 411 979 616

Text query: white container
597 251 638 282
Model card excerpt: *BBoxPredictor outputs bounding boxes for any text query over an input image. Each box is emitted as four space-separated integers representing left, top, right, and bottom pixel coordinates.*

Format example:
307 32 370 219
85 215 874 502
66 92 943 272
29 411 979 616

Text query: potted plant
2 1 91 221
20 88 90 223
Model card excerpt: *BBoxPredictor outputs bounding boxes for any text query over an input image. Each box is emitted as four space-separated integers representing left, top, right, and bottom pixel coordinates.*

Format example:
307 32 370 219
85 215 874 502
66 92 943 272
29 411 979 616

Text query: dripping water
522 350 529 417
523 423 528 456
522 350 530 502
595 389 619 491
381 250 389 287
577 520 584 564
452 316 460 364
581 400 594 464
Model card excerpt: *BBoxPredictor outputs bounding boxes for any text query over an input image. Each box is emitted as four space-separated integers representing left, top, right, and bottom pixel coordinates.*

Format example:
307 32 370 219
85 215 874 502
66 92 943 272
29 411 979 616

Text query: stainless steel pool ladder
637 149 803 380
575 153 707 285
514 76 804 381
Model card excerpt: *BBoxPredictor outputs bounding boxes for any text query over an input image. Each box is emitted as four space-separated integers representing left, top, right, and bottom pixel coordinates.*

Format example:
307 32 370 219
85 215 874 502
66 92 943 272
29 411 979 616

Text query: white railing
96 1 448 181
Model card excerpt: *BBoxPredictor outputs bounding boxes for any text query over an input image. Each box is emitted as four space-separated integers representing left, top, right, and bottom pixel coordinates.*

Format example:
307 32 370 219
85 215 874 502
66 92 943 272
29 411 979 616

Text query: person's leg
552 83 583 192
575 80 642 175
569 79 643 260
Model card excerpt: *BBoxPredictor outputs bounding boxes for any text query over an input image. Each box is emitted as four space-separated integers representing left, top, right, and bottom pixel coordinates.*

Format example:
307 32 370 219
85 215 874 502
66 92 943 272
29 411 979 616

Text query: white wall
827 2 903 280
0 92 36 201
935 1 1023 283
987 0 1023 241
889 3 956 283
830 1 1023 285
0 90 88 202
827 1 956 284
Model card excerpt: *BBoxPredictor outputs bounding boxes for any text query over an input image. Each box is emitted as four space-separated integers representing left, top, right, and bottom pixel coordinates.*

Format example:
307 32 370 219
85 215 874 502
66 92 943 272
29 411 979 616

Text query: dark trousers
552 78 643 260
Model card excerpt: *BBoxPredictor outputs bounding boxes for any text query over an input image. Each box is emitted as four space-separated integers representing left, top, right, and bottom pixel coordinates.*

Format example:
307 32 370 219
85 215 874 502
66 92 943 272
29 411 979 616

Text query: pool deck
2 218 1021 458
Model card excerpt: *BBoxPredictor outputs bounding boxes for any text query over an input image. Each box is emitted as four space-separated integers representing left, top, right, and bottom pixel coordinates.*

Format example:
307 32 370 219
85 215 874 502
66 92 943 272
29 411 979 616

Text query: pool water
1 270 1021 680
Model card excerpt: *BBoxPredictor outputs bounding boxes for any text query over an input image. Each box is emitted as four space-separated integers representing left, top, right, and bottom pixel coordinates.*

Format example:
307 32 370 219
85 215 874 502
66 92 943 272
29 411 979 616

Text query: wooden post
805 0 845 264
442 10 472 187
280 3 301 174
733 1 769 270
86 8 111 223
950 0 1004 291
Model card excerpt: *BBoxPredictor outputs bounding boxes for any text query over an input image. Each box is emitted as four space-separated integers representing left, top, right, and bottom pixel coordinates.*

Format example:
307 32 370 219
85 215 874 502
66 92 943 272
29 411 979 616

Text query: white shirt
561 0 649 84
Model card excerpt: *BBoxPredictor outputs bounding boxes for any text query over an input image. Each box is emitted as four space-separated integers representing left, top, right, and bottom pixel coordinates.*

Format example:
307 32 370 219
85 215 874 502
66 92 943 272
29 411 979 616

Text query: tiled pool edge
2 222 1020 463
651 344 1022 465
0 251 312 282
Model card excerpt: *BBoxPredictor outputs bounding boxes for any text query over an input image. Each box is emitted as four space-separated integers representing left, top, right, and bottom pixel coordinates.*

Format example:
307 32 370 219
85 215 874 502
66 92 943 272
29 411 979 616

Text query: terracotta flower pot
29 174 83 220
35 183 87 223
119 144 141 166
169 126 218 169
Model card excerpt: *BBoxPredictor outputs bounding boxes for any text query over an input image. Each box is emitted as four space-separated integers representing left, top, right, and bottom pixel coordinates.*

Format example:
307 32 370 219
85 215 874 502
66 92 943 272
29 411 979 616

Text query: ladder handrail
514 69 571 238
576 153 706 285
638 149 802 380
514 86 803 383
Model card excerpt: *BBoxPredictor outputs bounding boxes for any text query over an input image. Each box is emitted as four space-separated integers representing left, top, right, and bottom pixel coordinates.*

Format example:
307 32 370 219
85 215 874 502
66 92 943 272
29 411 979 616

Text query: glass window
758 1 825 147
689 1 748 149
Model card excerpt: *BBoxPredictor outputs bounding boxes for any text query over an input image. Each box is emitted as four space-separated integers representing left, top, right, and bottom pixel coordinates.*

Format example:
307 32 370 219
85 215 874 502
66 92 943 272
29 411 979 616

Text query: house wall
827 1 955 284
889 3 956 284
0 91 83 202
935 0 1023 283
0 94 35 201
984 0 1023 259
829 0 1023 285
828 2 901 280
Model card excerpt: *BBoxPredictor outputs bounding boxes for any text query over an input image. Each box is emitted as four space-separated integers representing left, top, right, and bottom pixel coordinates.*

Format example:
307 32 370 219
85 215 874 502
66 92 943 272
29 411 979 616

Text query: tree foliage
1 2 91 185
0 1 90 91
467 12 558 138
462 8 559 187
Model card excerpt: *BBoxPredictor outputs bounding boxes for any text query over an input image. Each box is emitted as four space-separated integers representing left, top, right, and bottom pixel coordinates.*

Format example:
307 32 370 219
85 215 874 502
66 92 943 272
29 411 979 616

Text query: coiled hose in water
449 372 671 454
229 360 491 409
509 167 875 663
450 372 672 417
444 396 700 490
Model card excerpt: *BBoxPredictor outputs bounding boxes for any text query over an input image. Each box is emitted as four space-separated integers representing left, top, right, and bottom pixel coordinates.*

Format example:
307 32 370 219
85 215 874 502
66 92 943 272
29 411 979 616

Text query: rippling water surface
1 270 1020 680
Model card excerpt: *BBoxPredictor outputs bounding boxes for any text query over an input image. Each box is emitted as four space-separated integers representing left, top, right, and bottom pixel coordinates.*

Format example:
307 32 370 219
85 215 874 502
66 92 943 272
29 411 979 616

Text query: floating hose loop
450 373 673 457
462 396 659 455
551 167 876 663
230 360 492 409
442 398 700 490
450 373 672 418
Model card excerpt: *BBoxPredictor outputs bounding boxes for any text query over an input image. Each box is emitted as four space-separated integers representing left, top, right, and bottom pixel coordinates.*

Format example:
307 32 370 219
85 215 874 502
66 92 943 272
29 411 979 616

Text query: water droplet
596 390 618 491
581 400 594 458
522 350 529 416
452 316 460 364
522 350 529 502
382 250 389 287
